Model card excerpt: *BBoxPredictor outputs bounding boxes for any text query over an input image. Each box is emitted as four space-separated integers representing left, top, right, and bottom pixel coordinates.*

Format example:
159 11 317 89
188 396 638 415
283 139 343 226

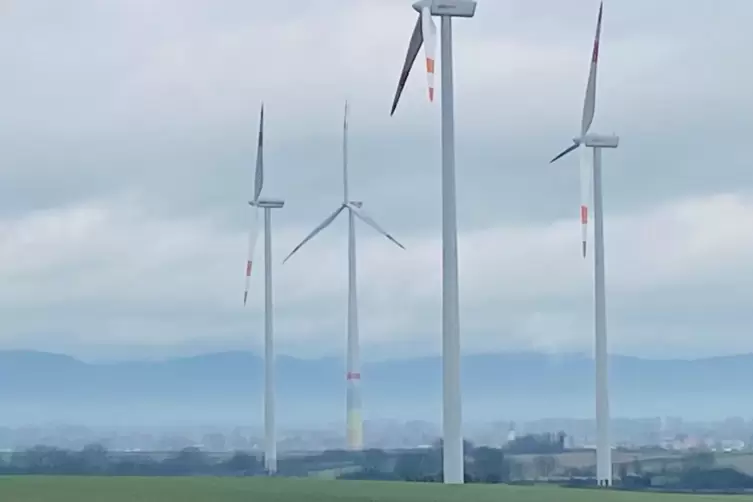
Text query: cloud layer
0 0 752 360
2 190 753 361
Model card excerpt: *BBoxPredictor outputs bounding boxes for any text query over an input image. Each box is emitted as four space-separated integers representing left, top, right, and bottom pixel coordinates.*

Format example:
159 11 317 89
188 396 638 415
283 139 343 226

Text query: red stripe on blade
580 205 588 224
592 3 603 62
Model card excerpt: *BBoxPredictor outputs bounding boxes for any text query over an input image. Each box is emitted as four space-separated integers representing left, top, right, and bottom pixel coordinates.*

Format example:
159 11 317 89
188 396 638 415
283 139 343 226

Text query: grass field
0 477 750 502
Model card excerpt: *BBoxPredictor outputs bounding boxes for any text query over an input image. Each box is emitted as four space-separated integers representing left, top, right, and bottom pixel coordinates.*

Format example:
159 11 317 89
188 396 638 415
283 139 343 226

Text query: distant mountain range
0 350 750 426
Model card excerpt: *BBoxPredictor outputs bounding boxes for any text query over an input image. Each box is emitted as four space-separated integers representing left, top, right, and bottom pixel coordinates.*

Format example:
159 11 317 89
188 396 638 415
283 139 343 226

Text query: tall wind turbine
549 2 619 487
389 0 476 485
283 102 405 451
243 104 285 475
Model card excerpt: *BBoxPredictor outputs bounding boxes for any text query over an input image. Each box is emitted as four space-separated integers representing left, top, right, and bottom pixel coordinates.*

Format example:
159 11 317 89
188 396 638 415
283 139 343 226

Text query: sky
0 0 752 362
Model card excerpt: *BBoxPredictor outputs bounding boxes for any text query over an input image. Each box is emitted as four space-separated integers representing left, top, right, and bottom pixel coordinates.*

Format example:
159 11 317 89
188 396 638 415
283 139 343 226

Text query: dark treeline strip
2 435 752 492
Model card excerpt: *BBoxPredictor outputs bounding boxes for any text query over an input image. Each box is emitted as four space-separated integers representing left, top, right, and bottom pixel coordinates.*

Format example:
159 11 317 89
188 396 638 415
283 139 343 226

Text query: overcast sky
0 0 751 362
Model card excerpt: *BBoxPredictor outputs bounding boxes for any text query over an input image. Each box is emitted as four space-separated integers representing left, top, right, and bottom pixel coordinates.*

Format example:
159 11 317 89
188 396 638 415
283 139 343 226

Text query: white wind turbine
283 102 405 451
389 0 476 485
549 2 618 487
243 104 285 475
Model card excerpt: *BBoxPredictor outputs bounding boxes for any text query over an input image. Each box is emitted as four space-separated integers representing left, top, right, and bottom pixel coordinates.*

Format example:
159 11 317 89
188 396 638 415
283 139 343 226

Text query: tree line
0 444 262 476
0 434 562 480
3 436 752 492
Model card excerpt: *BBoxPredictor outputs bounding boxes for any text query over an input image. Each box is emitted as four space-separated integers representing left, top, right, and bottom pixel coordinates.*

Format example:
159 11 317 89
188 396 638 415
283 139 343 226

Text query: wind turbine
243 104 285 475
283 102 405 452
389 0 476 485
549 2 618 487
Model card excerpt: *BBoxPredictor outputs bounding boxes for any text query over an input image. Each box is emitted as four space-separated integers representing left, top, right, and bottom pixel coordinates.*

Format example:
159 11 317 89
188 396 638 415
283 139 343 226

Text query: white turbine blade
579 146 592 258
243 208 261 305
347 203 405 250
282 205 346 263
390 15 423 116
254 104 264 203
581 2 603 136
420 6 437 102
342 101 350 202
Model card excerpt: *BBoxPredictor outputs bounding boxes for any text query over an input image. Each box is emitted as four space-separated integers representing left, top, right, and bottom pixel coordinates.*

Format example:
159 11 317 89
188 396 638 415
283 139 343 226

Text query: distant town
1 416 750 454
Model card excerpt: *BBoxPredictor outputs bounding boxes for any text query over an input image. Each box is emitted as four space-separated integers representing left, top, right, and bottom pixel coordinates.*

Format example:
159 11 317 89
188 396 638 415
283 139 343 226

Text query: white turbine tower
389 0 476 485
549 2 618 487
283 102 405 451
243 104 285 475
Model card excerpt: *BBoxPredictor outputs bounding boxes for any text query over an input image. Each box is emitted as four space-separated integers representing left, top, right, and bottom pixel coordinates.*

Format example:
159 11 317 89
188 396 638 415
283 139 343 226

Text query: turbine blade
348 203 405 250
243 208 261 305
550 143 580 163
343 101 349 202
579 146 592 258
282 205 346 263
420 6 437 102
254 104 264 202
581 2 603 136
390 15 424 116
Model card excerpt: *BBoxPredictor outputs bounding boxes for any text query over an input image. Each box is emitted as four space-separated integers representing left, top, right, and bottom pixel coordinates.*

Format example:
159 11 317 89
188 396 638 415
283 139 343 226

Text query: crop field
0 477 750 502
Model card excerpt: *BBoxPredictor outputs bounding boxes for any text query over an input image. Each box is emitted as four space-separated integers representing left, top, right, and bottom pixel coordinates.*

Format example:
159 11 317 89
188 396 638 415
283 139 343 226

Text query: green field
0 477 749 502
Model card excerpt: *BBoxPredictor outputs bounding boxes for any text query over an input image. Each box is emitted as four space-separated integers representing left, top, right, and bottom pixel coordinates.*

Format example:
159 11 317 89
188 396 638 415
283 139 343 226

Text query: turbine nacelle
554 133 620 163
581 133 619 149
349 201 363 208
250 198 285 209
412 0 477 17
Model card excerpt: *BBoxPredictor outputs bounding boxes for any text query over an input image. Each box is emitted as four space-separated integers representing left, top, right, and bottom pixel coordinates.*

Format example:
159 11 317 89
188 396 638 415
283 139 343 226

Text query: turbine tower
389 0 476 484
283 102 405 451
243 104 285 475
549 2 619 487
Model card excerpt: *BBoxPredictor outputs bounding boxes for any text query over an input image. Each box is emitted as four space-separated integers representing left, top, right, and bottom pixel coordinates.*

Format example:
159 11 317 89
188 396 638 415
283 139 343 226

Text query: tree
532 455 557 479
394 452 424 481
679 467 753 490
557 431 567 450
394 450 441 482
78 443 109 474
617 463 628 481
508 460 525 481
339 468 399 481
658 458 671 475
361 448 389 472
681 452 716 471
162 447 209 475
631 458 643 475
221 451 261 475
320 449 351 462
471 446 508 483
109 454 158 476
19 445 81 474
507 433 564 454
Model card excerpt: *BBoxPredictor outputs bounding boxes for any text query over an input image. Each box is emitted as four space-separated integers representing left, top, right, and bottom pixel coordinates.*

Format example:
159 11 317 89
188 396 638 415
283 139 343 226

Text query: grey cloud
0 0 752 359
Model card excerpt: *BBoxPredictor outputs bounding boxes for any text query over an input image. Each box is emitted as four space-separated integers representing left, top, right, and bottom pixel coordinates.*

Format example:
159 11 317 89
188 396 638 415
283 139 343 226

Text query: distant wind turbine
243 104 285 475
283 102 405 451
389 0 477 485
549 2 619 487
